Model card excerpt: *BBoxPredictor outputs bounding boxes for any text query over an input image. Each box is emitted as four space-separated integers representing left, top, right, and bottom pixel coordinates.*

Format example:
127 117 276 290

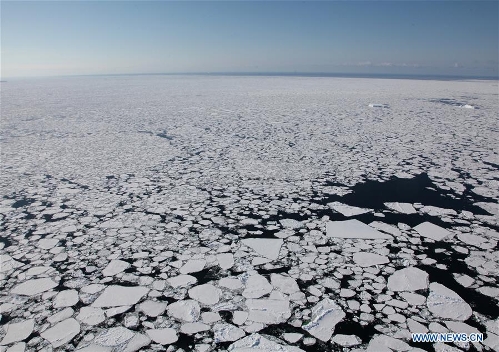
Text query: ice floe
241 238 283 260
414 222 451 241
387 267 429 291
427 283 472 321
327 219 392 239
92 286 149 307
303 298 345 341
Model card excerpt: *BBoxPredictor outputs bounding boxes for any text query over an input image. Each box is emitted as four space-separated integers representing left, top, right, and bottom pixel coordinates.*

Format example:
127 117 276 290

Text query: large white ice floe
414 222 451 241
369 221 402 237
387 267 429 291
40 318 81 348
384 202 417 214
93 327 135 347
181 322 210 335
217 253 234 269
353 252 390 267
102 259 130 276
53 289 79 308
146 328 178 345
242 274 273 298
167 300 201 322
179 259 206 274
213 323 245 343
11 278 58 296
241 238 283 260
366 334 412 352
427 283 472 321
328 201 371 217
326 219 392 239
279 219 303 229
270 274 300 294
331 334 362 347
167 274 197 288
189 284 222 305
92 285 149 307
0 254 23 273
76 307 105 325
228 333 305 351
137 300 167 317
0 319 34 345
37 238 59 250
246 298 291 324
303 298 345 341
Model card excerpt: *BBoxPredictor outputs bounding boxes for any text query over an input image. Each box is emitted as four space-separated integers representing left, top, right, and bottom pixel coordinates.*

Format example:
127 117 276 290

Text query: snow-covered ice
427 283 472 321
326 219 392 239
387 267 429 291
302 298 345 341
1 76 497 351
241 238 283 260
92 286 149 307
414 222 451 241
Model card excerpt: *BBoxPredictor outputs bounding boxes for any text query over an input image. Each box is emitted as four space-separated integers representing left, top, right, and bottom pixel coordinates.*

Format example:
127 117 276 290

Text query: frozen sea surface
0 76 498 351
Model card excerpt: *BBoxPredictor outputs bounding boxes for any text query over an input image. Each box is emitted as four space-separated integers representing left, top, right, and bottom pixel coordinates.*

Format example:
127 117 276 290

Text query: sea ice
280 219 303 229
189 284 222 305
181 322 210 334
228 333 305 351
53 289 79 308
137 300 167 317
0 319 34 345
93 327 135 347
167 300 200 322
414 222 451 241
102 260 130 276
179 259 206 274
270 274 300 294
217 253 234 269
92 285 149 307
328 201 371 217
241 238 283 260
331 334 362 347
353 252 390 267
384 202 417 214
167 274 197 288
246 298 291 324
213 323 245 343
387 267 429 291
40 318 81 348
146 328 178 345
242 274 273 298
76 307 105 325
219 277 244 290
326 220 392 239
11 278 58 296
303 298 345 341
38 238 59 250
427 283 472 320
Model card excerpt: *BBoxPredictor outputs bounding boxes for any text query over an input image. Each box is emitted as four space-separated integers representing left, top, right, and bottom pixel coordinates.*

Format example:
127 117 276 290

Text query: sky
1 1 498 78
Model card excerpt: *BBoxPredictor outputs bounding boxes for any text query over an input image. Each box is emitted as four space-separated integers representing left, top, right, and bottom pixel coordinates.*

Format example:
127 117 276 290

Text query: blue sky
2 1 498 78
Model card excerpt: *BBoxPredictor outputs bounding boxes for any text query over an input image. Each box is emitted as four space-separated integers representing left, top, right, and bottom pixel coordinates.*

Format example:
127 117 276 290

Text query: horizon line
3 71 498 81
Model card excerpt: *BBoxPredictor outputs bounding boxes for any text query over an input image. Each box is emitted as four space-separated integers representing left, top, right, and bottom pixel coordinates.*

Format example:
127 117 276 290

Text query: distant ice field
1 76 498 351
